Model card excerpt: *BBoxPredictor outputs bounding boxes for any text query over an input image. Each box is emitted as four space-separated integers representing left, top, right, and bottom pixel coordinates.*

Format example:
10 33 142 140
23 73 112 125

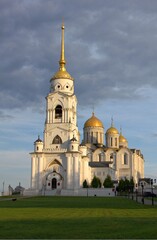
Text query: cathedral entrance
52 178 57 189
44 169 63 191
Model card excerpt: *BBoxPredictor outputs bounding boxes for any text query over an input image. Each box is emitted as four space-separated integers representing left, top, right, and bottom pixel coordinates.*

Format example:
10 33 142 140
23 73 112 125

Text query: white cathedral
28 24 144 196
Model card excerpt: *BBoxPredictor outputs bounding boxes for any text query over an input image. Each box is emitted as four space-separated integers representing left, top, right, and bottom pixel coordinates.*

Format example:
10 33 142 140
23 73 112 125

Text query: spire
51 22 74 81
92 104 95 114
111 116 114 127
120 126 122 135
59 22 66 71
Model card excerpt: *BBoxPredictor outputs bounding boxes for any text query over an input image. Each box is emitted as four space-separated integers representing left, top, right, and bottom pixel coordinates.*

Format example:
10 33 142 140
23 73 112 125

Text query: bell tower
44 23 79 150
30 23 81 193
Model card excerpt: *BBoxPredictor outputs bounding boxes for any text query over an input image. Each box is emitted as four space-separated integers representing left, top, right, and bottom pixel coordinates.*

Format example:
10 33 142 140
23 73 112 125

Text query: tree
83 179 88 188
91 176 102 188
124 178 130 192
117 178 125 192
116 177 135 193
129 177 135 193
103 175 114 188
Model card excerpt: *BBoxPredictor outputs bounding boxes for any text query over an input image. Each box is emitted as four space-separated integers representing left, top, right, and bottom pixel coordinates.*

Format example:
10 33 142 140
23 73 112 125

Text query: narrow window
111 137 113 146
91 132 93 143
124 153 128 165
115 138 117 147
110 153 113 161
55 105 62 119
96 132 98 143
100 133 102 143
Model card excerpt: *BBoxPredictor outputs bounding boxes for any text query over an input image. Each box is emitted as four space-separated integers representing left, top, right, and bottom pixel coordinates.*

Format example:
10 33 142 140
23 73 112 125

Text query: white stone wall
84 126 104 144
106 133 119 148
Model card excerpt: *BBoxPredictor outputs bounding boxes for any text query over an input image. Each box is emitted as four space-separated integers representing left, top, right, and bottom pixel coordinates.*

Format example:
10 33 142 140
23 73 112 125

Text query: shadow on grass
0 216 157 239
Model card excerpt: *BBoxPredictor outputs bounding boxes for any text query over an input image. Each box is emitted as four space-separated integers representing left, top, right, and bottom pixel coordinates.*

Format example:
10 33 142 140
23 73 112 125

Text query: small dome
84 113 104 128
119 133 127 143
51 69 74 81
106 126 119 134
34 135 43 143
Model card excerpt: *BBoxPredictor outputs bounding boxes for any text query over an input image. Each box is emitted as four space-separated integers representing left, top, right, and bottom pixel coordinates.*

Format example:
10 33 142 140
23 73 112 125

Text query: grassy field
0 196 157 239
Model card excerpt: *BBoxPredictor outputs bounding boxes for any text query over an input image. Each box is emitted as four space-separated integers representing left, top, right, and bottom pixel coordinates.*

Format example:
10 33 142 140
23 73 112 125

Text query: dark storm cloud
1 0 157 110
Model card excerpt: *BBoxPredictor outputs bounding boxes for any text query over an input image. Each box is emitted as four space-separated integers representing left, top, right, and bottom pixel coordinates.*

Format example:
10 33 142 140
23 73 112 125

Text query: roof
34 135 43 143
84 113 104 128
106 126 119 134
89 162 110 168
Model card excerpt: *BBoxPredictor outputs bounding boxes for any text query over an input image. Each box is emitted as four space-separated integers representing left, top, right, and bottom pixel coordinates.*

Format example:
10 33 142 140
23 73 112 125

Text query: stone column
66 155 71 189
74 155 79 189
38 156 43 190
31 157 33 188
31 157 36 189
47 110 49 123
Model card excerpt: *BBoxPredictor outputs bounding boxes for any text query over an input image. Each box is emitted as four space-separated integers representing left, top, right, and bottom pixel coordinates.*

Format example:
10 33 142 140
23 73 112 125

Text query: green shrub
91 176 101 188
83 179 88 188
103 175 114 188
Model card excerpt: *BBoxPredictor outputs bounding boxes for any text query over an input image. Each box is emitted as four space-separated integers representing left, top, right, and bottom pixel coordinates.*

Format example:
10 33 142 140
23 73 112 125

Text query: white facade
29 24 144 195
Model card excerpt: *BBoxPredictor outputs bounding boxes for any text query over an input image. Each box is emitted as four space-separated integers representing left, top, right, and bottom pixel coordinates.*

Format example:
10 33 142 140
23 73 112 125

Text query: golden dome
106 118 119 134
51 69 73 80
119 133 127 143
106 126 119 134
84 113 104 128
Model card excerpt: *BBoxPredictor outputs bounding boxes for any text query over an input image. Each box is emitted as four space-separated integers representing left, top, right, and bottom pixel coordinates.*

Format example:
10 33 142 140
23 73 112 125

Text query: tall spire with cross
51 22 73 80
59 21 66 71
111 116 114 127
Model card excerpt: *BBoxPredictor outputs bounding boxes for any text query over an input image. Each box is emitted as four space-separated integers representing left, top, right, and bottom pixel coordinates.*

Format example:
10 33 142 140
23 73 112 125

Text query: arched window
52 178 57 189
87 132 89 143
124 153 128 165
91 132 93 143
52 135 62 144
110 153 113 161
99 154 101 162
115 138 117 147
95 132 98 143
111 137 113 146
55 105 62 119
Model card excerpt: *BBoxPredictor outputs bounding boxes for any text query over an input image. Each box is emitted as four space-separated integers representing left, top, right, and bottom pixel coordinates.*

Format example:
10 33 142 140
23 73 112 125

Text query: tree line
83 175 135 192
83 175 114 188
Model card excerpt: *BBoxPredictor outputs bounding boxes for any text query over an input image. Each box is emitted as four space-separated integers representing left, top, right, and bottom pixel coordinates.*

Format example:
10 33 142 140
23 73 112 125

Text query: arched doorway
52 178 57 189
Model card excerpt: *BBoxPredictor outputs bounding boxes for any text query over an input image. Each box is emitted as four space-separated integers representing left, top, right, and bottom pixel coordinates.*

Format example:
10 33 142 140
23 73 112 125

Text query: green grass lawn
0 196 157 239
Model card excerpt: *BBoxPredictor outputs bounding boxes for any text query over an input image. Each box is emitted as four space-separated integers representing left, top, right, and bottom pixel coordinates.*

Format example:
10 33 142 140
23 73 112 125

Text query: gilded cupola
84 112 104 128
106 118 119 148
83 113 104 145
119 133 127 143
106 118 119 135
106 126 119 134
119 128 128 147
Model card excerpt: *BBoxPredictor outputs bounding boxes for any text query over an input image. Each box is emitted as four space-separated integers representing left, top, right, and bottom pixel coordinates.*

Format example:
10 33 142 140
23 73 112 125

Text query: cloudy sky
0 0 157 191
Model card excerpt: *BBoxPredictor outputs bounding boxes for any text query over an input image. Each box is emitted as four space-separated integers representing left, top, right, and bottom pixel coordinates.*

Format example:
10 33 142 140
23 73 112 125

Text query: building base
23 188 115 197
